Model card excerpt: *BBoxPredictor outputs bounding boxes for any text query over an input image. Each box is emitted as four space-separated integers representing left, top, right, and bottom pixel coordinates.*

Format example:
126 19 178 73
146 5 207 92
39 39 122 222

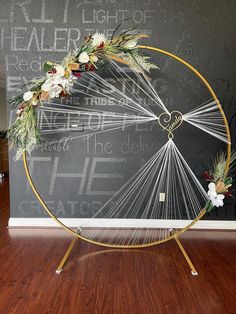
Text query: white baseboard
8 218 236 230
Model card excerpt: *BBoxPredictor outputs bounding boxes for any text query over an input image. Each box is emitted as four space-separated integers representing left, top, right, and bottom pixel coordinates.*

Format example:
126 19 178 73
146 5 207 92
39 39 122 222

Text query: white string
183 99 230 144
109 59 170 115
78 139 209 245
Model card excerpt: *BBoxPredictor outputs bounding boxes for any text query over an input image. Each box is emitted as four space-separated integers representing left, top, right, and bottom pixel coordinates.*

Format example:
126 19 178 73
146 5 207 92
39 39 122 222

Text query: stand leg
56 238 78 274
174 236 198 276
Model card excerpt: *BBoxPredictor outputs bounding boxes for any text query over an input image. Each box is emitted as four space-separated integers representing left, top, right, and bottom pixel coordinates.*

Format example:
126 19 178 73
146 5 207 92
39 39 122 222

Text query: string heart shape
158 111 183 139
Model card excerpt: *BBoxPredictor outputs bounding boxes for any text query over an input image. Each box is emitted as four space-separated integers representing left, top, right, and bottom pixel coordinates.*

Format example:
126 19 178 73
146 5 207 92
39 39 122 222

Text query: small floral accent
207 182 225 207
203 152 234 213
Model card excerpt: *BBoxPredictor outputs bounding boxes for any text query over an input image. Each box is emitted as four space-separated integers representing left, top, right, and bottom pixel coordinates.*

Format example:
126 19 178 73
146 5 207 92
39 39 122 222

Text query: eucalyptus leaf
43 62 54 72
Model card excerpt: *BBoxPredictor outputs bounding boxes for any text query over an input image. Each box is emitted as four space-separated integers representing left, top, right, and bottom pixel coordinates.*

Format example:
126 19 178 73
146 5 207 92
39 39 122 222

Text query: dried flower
68 63 80 70
90 55 98 63
40 91 49 101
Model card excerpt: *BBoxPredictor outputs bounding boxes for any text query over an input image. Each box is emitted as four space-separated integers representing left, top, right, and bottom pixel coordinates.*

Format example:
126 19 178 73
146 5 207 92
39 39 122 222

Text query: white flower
46 64 65 78
91 32 106 47
42 82 62 98
123 39 137 49
23 91 34 101
78 51 90 63
208 182 225 207
62 75 77 90
42 77 63 98
41 75 76 99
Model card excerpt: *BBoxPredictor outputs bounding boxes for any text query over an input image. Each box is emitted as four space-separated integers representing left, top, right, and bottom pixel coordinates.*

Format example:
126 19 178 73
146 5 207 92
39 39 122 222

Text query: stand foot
56 238 78 274
174 236 198 276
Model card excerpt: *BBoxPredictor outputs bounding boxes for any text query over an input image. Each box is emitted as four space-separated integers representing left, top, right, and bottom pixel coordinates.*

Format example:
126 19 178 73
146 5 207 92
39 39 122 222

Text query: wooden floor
0 178 236 314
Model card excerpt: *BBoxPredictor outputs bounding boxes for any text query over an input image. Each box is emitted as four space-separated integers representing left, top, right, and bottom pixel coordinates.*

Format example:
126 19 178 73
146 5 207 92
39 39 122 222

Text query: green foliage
211 151 227 182
224 176 232 185
9 94 24 109
43 61 54 72
121 50 158 74
205 200 214 213
7 106 40 159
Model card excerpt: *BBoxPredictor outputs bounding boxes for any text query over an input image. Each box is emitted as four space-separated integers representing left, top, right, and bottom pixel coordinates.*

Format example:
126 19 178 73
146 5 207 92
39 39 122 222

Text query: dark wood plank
0 178 236 314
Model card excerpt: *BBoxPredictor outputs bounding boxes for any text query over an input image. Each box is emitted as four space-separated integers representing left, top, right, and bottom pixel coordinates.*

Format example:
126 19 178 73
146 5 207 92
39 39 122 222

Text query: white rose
23 91 34 101
78 51 90 63
91 32 106 47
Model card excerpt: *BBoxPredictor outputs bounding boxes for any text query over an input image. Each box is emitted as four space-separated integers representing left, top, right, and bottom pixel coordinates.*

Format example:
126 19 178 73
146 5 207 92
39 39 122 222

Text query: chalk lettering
86 157 126 195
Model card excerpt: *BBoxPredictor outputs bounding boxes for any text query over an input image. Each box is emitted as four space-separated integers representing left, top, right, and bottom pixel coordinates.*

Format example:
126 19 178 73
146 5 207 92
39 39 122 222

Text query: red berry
60 90 66 97
74 72 81 78
90 64 95 72
97 42 104 49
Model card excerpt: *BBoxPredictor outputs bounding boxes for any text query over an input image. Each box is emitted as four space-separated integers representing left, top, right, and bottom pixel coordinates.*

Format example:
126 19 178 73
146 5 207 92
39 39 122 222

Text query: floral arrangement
203 152 235 212
8 27 157 159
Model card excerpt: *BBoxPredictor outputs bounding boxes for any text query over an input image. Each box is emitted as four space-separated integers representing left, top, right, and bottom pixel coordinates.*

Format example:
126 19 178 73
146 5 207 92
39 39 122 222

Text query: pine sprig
7 106 40 159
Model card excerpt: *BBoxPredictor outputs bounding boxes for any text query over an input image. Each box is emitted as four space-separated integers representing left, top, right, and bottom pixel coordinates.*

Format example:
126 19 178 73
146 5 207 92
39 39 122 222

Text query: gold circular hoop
23 46 231 249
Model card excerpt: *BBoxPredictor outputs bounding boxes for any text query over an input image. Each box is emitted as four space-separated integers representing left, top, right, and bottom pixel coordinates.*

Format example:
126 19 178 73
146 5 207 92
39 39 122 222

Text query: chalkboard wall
1 0 235 221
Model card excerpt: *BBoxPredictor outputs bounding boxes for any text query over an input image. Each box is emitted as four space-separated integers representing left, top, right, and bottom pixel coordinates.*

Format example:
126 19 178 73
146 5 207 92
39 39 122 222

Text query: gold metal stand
56 238 78 274
174 235 198 276
55 234 198 275
168 228 198 275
